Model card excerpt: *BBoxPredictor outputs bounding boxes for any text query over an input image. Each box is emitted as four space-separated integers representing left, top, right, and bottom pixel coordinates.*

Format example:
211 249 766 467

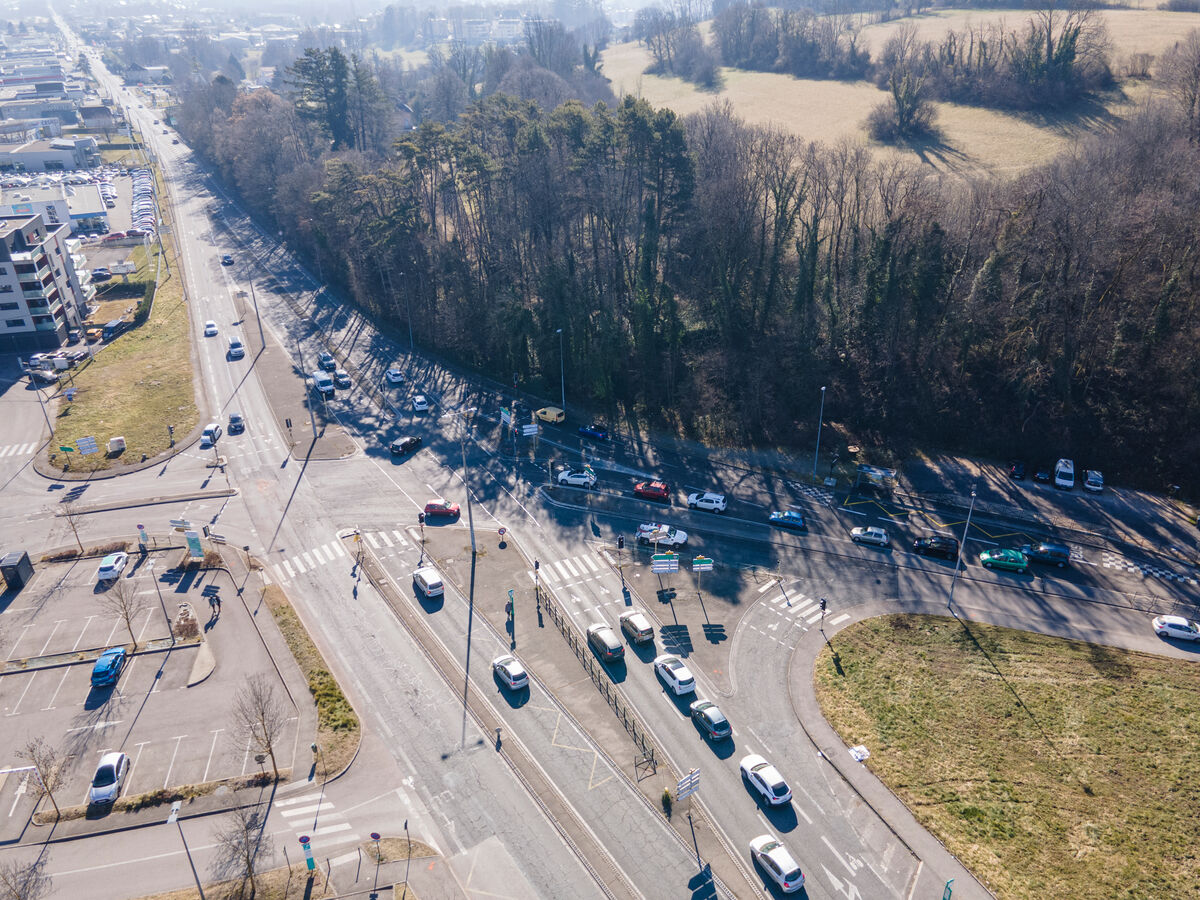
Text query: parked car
912 535 960 560
1152 615 1200 642
1020 541 1071 568
91 647 126 687
979 548 1028 573
88 752 130 806
690 699 731 740
535 407 565 424
633 480 670 502
586 623 625 663
203 320 218 336
1054 458 1075 490
309 371 334 396
653 654 695 695
385 367 404 384
578 422 609 441
227 412 245 434
768 510 807 531
317 351 336 371
333 369 351 389
423 498 460 518
1084 470 1104 493
200 422 222 448
749 835 805 894
389 436 421 456
220 254 233 266
1008 462 1026 480
492 655 529 690
96 552 129 583
740 754 792 806
851 526 890 547
1034 466 1052 484
636 523 688 547
687 492 727 513
412 395 429 412
556 467 596 488
618 610 654 644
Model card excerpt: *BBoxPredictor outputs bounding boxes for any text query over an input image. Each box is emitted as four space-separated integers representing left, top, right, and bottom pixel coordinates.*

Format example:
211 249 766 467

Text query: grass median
813 615 1200 899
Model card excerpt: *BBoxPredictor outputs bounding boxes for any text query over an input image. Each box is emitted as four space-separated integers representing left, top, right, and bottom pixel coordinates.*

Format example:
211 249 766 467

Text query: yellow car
535 407 564 424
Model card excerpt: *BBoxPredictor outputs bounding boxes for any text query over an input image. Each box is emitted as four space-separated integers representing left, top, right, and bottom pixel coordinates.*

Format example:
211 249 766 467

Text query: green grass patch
49 240 198 472
263 585 360 777
813 615 1200 899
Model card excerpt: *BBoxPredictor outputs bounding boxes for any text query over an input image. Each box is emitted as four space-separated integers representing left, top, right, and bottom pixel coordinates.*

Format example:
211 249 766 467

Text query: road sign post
299 835 314 872
692 556 713 598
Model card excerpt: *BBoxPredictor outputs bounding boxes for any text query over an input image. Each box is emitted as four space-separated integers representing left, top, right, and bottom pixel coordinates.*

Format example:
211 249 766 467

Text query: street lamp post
947 486 977 610
812 385 826 481
451 407 480 747
167 802 206 900
556 328 565 412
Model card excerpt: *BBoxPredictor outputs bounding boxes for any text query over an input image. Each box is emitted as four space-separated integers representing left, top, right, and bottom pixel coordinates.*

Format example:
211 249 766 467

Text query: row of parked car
1009 458 1103 493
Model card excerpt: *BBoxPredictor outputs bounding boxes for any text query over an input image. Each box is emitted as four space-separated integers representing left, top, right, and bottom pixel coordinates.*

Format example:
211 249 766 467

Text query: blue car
91 647 126 687
578 422 609 441
769 510 807 531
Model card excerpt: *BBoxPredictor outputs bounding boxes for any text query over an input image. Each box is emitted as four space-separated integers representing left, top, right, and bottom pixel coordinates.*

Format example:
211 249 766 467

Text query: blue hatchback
91 647 126 687
578 422 609 441
769 510 807 531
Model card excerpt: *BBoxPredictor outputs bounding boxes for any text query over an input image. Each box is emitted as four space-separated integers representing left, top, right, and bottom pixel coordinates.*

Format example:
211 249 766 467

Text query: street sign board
76 436 99 455
184 530 203 559
500 407 511 426
692 556 713 572
651 553 679 574
521 423 539 436
58 446 74 453
676 768 700 799
169 519 191 530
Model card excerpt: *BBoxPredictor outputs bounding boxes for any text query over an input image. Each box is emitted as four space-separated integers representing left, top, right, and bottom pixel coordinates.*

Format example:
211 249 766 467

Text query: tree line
177 34 1200 493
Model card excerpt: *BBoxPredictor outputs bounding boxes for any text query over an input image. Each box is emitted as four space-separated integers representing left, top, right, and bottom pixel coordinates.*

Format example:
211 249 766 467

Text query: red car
424 498 460 518
633 480 670 502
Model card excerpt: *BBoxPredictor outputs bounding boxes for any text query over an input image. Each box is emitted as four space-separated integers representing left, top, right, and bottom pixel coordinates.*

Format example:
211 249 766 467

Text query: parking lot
0 553 300 832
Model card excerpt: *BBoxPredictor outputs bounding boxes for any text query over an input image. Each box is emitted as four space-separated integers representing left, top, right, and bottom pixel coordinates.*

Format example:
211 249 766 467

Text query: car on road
309 371 335 396
220 254 233 266
96 552 129 584
633 480 670 502
91 647 126 687
979 548 1028 573
687 492 727 513
1020 541 1071 568
636 523 688 547
88 752 129 806
740 754 792 806
492 655 529 690
749 834 805 893
317 351 336 371
619 610 654 644
333 369 351 389
412 394 429 412
1008 461 1026 480
586 623 625 662
1152 615 1200 641
653 654 695 695
1084 469 1104 493
912 535 960 560
851 526 890 547
768 510 807 531
689 699 731 740
171 138 179 144
389 436 421 456
423 498 460 518
385 367 404 384
535 406 565 424
203 320 218 336
578 422 609 441
200 422 222 448
227 336 245 360
227 412 245 434
556 467 596 488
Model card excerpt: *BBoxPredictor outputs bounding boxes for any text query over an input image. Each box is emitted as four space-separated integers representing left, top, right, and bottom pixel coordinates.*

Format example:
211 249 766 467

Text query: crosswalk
525 552 605 588
274 790 360 849
787 480 836 505
270 529 415 582
748 584 850 647
1101 551 1197 585
0 441 38 458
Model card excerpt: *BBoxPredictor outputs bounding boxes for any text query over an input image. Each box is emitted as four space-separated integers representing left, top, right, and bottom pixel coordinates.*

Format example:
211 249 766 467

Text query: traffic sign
500 407 511 426
185 530 203 559
651 552 679 574
692 556 713 572
58 446 74 452
676 768 700 799
521 423 539 436
76 436 99 455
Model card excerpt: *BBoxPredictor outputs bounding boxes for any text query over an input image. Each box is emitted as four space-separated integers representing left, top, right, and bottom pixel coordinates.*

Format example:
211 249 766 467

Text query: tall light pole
402 270 413 353
167 802 206 900
947 486 977 610
556 328 565 412
812 385 827 480
450 407 480 747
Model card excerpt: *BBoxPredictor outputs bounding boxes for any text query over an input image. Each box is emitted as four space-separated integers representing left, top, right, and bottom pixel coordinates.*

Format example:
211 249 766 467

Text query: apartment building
0 213 89 352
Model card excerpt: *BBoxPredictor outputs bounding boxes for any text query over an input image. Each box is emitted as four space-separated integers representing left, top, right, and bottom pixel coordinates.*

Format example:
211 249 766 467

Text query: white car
96 552 129 583
749 834 805 893
851 526 890 547
88 751 129 806
740 754 792 806
1153 615 1200 641
1084 469 1104 493
203 320 218 336
385 367 404 384
686 491 727 512
200 422 222 448
412 395 429 412
492 655 528 690
557 467 596 488
636 523 688 547
653 654 695 695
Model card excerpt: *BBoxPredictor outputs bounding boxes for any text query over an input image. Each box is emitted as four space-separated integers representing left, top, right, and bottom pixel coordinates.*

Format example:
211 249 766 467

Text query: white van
412 566 444 598
1053 458 1075 490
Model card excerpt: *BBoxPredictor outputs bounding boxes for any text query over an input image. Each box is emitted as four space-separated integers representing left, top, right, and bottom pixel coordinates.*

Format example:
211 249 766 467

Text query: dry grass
262 585 361 777
362 836 437 864
813 615 1200 899
134 861 333 900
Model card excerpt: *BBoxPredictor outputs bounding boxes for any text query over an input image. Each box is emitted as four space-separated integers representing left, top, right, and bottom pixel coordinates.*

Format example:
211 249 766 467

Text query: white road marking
162 735 185 789
581 555 599 572
757 581 776 594
391 530 408 547
552 560 571 579
301 551 315 568
280 560 295 578
202 729 223 783
311 823 354 836
6 674 37 717
290 556 306 574
829 613 851 626
378 531 394 548
331 541 347 557
275 792 322 807
278 802 326 818
364 532 380 549
560 558 580 577
41 668 71 711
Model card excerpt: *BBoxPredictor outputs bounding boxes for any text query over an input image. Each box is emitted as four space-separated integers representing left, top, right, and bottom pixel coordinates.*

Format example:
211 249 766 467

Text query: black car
1008 462 1026 480
1033 466 1052 484
220 254 234 266
912 535 960 560
1020 541 1071 568
228 412 245 434
389 435 422 456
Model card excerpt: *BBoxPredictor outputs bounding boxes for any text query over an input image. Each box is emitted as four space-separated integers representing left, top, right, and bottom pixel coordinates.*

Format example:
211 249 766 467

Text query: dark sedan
912 535 960 560
390 435 422 456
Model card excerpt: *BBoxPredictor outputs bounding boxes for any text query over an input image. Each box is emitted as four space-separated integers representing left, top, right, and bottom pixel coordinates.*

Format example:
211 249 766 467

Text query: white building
0 214 89 352
0 182 108 234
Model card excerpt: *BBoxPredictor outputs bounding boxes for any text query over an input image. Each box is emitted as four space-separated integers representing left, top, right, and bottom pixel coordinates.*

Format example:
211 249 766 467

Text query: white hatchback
653 654 695 695
204 320 218 336
686 491 727 512
1153 615 1200 641
749 834 804 893
412 395 429 412
851 526 890 547
386 367 404 384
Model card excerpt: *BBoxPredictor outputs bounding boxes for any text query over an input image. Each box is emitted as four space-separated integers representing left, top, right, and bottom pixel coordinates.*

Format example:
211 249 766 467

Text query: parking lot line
70 616 98 651
202 729 224 783
41 668 71 711
5 673 37 717
37 620 66 655
162 735 185 789
6 623 34 660
124 741 150 796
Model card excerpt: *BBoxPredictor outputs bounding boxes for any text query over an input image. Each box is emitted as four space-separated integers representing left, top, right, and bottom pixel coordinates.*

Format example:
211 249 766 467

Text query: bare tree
1160 29 1200 142
232 675 288 782
17 739 66 821
213 802 271 899
98 577 147 650
0 857 51 900
60 502 85 554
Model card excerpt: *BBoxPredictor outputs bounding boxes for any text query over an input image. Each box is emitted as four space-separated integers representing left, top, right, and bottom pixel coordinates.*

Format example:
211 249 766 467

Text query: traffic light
819 597 827 612
617 535 625 550
418 512 425 525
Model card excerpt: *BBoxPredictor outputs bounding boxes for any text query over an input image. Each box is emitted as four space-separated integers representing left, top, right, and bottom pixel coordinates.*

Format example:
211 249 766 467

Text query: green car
979 548 1028 573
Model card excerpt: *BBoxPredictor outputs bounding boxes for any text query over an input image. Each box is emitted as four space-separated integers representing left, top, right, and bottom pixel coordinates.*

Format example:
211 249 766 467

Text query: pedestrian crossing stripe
0 442 37 457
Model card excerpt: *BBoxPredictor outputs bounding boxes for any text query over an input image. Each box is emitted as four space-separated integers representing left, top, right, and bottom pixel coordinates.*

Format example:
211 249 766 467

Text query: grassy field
48 241 198 472
813 615 1200 899
601 8 1200 176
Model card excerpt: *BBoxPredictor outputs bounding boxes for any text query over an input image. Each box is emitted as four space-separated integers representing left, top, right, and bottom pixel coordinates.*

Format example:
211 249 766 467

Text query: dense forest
176 33 1200 492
